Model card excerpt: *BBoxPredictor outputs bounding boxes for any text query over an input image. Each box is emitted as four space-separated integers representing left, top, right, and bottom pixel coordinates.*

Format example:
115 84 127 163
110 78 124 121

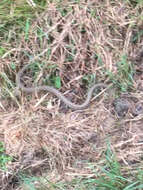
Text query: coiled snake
16 63 108 110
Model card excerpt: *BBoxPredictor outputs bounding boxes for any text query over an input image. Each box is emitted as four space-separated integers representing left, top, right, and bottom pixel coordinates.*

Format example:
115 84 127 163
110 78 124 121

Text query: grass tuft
106 55 134 92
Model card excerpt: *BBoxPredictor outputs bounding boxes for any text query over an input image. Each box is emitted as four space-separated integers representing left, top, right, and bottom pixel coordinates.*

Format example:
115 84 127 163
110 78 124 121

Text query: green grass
125 0 143 6
106 55 134 92
0 0 47 42
0 142 12 170
18 142 143 190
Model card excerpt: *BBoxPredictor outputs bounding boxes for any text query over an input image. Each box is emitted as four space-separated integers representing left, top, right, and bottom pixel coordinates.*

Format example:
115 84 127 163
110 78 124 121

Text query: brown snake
16 63 108 110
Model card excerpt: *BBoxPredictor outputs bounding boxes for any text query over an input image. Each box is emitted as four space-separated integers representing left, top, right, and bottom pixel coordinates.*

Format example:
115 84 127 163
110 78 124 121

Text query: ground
0 0 143 189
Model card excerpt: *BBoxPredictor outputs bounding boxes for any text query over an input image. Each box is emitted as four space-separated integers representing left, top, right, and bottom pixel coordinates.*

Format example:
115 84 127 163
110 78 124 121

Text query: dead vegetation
0 0 143 189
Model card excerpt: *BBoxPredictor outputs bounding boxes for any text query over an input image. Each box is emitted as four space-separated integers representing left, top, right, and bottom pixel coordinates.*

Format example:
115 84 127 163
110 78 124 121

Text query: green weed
106 55 134 92
49 75 61 89
0 0 48 42
25 18 31 41
17 61 61 89
17 142 143 190
131 30 143 43
0 142 12 170
71 142 143 190
0 71 21 107
0 1 34 45
125 0 143 6
0 47 6 56
82 74 97 87
0 71 20 107
19 174 39 190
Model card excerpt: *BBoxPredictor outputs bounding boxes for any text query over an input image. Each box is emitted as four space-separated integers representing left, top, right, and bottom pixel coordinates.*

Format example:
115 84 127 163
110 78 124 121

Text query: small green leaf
0 47 6 56
0 142 5 152
10 63 16 70
25 18 30 40
54 76 61 89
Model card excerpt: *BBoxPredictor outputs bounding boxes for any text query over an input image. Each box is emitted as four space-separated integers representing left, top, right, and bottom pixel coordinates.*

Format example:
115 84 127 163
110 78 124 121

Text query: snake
16 63 108 110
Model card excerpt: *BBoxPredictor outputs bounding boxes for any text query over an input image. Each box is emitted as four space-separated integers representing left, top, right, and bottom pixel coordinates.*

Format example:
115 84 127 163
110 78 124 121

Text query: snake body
16 63 107 110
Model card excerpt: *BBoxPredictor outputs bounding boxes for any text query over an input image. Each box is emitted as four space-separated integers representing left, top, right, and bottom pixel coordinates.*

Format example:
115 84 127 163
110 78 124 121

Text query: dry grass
0 0 143 189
